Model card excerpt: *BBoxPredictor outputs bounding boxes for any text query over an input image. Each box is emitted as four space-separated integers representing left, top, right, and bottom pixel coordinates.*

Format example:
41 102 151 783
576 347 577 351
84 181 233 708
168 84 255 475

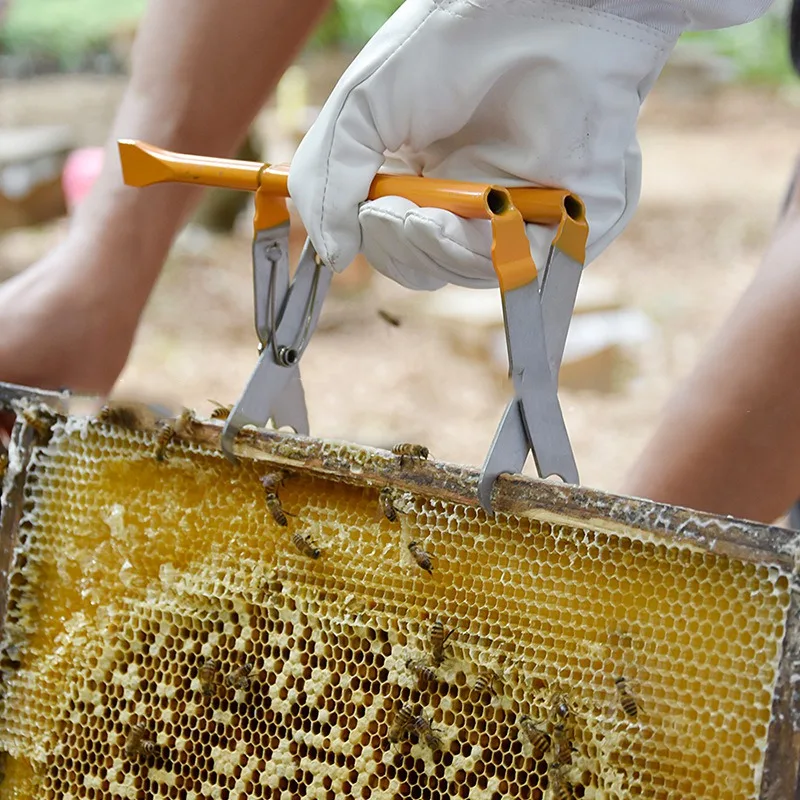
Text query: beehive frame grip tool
118 140 321 451
117 140 588 505
478 192 588 512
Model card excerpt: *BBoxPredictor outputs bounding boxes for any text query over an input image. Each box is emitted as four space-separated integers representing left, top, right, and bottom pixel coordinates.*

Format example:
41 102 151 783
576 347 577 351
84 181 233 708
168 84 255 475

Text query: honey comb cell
0 415 798 799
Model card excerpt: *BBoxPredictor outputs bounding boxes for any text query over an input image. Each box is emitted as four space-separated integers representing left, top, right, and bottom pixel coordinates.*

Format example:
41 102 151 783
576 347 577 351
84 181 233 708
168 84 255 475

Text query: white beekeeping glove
289 0 774 290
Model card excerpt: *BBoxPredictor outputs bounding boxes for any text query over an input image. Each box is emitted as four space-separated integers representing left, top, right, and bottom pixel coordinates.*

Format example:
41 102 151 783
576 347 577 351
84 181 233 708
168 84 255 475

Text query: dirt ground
2 72 800 500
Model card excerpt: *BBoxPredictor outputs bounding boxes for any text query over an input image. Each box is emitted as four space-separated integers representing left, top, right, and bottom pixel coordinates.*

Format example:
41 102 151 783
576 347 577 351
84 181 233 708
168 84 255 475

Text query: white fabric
575 0 775 33
288 0 774 291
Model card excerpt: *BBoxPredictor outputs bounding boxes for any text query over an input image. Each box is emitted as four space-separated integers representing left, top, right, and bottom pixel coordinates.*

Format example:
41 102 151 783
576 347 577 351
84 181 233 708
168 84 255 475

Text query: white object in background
561 308 655 363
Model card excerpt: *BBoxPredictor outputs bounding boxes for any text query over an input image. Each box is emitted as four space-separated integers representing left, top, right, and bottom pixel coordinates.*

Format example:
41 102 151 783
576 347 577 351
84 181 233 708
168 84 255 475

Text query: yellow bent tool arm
117 139 588 276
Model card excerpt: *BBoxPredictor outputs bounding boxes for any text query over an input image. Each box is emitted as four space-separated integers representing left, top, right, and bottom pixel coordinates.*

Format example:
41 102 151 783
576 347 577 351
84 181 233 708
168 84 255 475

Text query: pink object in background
62 147 105 212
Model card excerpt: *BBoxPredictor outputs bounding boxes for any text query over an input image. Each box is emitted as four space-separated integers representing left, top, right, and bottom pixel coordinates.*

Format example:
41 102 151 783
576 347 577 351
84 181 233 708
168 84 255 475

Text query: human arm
0 0 329 394
622 174 800 524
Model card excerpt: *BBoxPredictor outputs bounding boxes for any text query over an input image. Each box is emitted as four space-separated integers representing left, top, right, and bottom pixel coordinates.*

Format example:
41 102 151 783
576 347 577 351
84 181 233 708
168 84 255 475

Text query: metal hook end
220 419 240 464
477 472 497 516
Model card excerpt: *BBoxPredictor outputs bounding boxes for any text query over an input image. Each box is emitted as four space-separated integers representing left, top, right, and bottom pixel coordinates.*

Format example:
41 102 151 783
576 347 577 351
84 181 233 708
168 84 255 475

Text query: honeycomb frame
1 386 799 800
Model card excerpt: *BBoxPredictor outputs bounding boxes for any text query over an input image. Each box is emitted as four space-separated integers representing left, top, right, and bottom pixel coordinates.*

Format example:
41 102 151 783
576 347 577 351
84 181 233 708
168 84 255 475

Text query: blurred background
0 0 798 493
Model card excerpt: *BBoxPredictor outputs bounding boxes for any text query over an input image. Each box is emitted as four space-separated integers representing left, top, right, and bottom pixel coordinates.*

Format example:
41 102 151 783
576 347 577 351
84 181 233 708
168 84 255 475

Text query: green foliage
312 0 403 49
1 0 794 85
0 0 402 62
0 0 147 61
682 12 795 84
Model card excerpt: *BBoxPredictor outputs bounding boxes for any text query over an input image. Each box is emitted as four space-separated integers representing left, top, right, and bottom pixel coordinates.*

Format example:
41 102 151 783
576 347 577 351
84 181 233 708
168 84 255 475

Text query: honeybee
125 723 158 758
266 492 291 526
392 443 429 465
412 713 443 751
552 731 572 768
154 408 194 462
376 487 414 523
209 400 233 420
548 768 576 800
388 705 416 743
198 658 219 697
226 661 254 690
551 694 571 727
21 407 57 442
429 619 455 667
292 531 321 559
0 451 7 477
473 670 501 698
96 402 153 430
261 472 292 525
378 309 402 327
408 541 433 574
260 470 287 490
379 487 400 522
406 658 437 686
551 694 573 766
615 677 640 719
153 421 175 462
519 715 550 760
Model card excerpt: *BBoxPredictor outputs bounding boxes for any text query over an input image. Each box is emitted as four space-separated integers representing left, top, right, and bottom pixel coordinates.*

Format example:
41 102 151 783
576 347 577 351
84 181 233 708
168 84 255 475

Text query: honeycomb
0 415 795 800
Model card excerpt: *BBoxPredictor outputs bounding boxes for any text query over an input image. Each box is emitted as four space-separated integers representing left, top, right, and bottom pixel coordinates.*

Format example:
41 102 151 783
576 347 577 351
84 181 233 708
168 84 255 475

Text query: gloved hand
289 0 772 291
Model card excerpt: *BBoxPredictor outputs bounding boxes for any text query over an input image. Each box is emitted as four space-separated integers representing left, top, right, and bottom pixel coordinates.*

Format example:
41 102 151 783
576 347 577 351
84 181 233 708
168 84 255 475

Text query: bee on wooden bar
408 541 433 574
406 658 437 686
292 531 321 559
429 619 455 667
125 723 158 758
153 424 173 461
518 715 550 760
615 677 640 719
96 402 152 430
388 705 416 744
198 658 219 697
226 661 254 690
412 713 443 751
392 443 429 466
154 408 194 462
209 400 233 420
549 768 576 800
0 451 7 478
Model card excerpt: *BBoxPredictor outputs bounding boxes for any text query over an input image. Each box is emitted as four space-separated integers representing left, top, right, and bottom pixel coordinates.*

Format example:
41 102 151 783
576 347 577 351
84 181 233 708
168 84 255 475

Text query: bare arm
622 181 800 523
74 0 330 307
0 0 329 394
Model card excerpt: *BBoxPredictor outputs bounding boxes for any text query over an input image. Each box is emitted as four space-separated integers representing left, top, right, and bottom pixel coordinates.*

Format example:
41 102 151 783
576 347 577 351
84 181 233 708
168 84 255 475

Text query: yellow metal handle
119 139 272 192
118 139 588 291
